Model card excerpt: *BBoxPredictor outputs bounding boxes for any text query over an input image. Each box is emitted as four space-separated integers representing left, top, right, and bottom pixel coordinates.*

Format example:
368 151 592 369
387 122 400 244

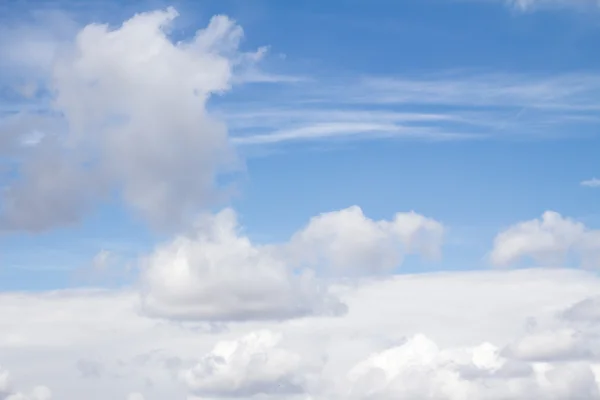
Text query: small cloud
489 211 600 268
502 0 599 12
581 178 600 188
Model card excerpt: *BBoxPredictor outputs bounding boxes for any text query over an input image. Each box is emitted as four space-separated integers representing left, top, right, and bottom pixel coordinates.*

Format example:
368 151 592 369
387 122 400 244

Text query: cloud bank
1 269 600 399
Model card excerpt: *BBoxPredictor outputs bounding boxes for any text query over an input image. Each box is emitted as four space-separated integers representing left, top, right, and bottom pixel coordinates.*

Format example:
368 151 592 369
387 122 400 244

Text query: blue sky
0 0 599 290
5 2 600 400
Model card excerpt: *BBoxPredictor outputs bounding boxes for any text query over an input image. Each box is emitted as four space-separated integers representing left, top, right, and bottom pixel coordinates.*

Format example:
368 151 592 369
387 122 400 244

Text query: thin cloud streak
224 72 600 145
581 178 600 188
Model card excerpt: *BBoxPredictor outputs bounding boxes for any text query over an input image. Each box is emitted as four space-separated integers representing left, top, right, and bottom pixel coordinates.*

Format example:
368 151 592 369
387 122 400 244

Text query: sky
0 0 600 399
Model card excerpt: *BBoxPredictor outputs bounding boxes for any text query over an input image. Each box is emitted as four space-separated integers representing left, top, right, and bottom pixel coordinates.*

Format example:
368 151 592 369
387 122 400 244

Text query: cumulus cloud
182 330 316 398
139 206 442 322
138 208 344 322
489 211 600 268
340 334 600 400
288 205 444 276
0 8 265 231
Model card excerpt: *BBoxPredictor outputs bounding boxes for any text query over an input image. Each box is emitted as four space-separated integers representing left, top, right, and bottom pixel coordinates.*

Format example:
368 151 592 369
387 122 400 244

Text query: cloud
138 208 344 322
0 139 106 231
0 8 265 231
563 297 600 323
138 206 442 322
582 178 600 188
288 206 444 276
463 0 600 12
503 0 600 11
0 366 51 400
503 329 596 362
489 211 600 268
342 334 600 400
2 268 600 399
0 9 79 81
225 73 600 146
182 330 316 398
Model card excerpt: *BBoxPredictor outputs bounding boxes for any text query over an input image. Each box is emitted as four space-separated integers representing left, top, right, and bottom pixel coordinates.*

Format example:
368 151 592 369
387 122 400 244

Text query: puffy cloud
343 334 600 400
182 330 315 398
489 211 600 268
1 8 262 231
288 206 444 276
138 208 345 321
139 206 442 322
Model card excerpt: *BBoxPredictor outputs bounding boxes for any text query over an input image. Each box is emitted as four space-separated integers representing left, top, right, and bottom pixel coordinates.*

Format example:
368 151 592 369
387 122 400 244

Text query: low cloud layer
1 269 600 399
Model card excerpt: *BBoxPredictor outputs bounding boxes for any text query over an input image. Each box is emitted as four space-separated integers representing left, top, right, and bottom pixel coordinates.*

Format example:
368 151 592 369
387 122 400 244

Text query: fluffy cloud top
289 206 444 276
342 334 600 400
1 8 262 231
182 330 314 398
138 208 345 322
139 206 443 322
490 211 600 268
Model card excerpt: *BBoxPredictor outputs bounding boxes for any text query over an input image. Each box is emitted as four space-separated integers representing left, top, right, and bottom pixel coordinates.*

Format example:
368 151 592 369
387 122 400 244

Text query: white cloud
182 330 316 398
225 73 600 146
139 206 442 321
341 334 600 400
288 206 444 276
504 329 595 362
0 366 51 400
490 211 600 268
582 178 600 188
1 268 600 399
0 8 266 231
504 0 600 11
464 0 600 12
139 208 344 322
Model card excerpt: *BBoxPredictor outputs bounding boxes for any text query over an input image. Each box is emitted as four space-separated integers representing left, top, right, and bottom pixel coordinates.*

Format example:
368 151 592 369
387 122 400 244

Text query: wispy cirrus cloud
223 72 600 146
470 0 600 12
